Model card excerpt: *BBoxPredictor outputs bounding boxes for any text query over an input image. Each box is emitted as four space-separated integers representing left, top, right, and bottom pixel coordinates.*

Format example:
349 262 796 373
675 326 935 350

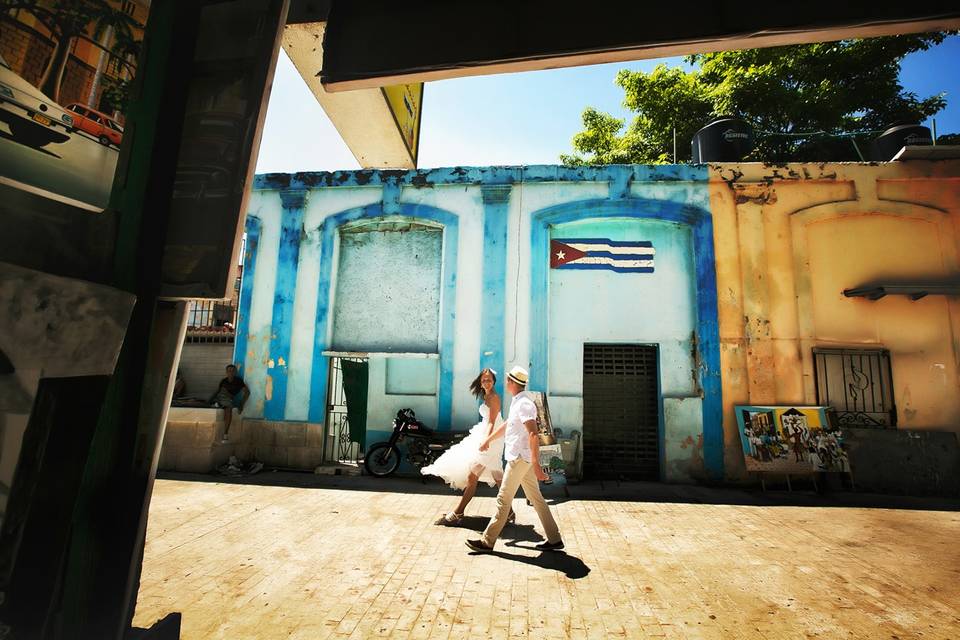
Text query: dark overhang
286 0 330 24
319 1 960 91
843 284 960 300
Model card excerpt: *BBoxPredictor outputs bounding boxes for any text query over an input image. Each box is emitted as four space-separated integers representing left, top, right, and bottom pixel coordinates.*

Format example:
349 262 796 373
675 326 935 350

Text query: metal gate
813 348 895 428
325 356 367 463
582 343 660 479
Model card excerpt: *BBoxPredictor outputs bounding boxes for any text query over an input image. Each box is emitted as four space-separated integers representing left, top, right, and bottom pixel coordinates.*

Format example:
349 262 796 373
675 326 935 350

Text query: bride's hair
469 368 497 400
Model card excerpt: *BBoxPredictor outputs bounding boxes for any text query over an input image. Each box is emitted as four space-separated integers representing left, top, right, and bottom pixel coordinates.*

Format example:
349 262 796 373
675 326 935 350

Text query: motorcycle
364 408 470 477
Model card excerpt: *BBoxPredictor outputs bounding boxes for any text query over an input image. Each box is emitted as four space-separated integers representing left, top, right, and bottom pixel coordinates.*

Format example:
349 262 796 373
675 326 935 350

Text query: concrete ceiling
317 1 960 91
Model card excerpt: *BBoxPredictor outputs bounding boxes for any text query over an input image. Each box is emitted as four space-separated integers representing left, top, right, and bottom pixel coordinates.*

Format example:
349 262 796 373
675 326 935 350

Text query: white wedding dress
421 404 505 490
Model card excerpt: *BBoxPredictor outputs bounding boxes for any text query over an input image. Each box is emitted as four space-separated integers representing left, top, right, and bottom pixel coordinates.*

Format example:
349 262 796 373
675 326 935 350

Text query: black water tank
691 118 754 162
870 124 933 161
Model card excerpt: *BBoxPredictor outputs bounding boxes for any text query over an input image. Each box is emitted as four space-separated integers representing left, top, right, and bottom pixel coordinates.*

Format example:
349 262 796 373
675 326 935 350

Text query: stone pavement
133 473 960 639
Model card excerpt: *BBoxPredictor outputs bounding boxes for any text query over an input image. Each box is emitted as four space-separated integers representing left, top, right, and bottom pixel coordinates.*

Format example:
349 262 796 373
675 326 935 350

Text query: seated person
210 364 249 442
173 369 187 399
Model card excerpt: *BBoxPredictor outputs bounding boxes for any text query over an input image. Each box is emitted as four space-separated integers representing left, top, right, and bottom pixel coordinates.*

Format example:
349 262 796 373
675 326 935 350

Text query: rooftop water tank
691 118 754 163
870 124 933 161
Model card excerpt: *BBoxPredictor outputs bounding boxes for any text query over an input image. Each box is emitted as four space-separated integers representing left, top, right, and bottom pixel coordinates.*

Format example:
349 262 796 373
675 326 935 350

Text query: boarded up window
332 223 442 352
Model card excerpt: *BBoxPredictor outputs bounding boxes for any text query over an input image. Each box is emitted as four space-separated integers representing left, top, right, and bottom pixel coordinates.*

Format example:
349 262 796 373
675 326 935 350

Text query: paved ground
133 473 960 640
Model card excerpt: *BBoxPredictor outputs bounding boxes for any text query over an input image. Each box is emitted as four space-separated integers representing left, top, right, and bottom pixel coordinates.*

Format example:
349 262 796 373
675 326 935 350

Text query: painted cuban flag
550 238 655 273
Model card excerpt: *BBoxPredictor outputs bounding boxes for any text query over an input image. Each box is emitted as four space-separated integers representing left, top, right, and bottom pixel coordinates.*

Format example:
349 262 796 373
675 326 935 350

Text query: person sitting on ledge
210 364 249 442
173 369 187 399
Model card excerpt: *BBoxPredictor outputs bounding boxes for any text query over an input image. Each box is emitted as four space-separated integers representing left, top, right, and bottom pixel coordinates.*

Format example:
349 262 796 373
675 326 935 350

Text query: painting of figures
736 405 849 474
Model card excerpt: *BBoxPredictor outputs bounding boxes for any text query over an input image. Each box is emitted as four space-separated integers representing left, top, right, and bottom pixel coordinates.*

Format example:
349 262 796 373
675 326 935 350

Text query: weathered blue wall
239 164 722 481
547 218 699 481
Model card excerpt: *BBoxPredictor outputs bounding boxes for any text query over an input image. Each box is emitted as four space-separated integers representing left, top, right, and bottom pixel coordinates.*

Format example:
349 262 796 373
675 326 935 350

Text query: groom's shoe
465 539 494 553
534 540 565 551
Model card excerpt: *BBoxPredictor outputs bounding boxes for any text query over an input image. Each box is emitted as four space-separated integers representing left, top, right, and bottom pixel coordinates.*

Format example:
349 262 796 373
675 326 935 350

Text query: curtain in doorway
341 359 368 448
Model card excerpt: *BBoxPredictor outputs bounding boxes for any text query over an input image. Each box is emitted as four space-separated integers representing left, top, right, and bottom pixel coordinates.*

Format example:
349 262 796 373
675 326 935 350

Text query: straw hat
506 366 529 386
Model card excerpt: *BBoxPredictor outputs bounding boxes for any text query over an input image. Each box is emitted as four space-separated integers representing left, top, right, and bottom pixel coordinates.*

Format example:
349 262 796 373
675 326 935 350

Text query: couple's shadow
456 516 590 580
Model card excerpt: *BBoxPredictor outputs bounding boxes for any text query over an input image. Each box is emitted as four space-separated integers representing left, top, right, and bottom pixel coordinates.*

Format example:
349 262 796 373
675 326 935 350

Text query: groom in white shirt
467 366 564 552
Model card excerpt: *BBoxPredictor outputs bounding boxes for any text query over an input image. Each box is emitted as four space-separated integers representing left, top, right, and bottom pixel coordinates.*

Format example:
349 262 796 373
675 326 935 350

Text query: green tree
86 3 143 110
98 75 131 114
561 34 952 165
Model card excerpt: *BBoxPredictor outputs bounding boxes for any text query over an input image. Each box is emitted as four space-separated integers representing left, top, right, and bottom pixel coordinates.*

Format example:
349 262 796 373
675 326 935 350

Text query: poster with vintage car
736 405 849 474
0 1 149 211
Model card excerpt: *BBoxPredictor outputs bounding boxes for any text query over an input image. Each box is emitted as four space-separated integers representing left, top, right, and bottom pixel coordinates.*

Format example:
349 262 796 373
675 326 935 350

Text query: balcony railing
185 300 237 343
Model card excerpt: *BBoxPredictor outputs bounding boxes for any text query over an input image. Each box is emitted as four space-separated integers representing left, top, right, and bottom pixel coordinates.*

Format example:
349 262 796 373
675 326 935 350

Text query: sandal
434 512 463 526
507 510 516 525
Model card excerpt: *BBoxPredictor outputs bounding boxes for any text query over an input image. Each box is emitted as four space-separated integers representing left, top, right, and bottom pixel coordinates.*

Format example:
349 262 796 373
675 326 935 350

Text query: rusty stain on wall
733 184 777 205
690 434 704 477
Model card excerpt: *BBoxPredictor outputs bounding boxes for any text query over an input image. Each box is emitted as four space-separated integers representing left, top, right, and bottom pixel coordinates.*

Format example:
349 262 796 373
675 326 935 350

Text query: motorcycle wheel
364 443 401 477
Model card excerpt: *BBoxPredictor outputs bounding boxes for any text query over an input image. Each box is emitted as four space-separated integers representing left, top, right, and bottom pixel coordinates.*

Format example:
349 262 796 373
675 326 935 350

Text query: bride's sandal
435 512 463 526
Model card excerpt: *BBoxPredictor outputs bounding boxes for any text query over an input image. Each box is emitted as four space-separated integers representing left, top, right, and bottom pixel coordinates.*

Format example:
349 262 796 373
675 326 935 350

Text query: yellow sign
382 83 423 164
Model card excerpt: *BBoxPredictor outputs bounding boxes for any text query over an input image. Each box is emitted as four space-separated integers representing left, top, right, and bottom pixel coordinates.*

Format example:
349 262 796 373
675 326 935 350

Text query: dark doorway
582 343 660 480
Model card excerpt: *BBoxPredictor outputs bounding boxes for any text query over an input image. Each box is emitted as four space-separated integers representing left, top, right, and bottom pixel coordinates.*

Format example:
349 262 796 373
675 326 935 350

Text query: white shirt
504 391 538 462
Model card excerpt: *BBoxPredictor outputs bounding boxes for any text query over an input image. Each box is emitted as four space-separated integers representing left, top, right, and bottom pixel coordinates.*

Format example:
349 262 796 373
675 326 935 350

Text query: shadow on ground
473 548 591 580
453 517 590 579
451 516 544 544
157 470 960 512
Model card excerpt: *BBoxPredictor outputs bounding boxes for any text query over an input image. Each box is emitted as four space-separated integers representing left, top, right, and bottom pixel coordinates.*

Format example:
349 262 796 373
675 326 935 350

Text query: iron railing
813 348 896 428
185 300 238 343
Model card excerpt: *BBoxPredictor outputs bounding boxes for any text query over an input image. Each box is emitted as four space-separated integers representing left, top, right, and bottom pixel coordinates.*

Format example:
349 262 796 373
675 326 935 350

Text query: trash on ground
217 455 264 477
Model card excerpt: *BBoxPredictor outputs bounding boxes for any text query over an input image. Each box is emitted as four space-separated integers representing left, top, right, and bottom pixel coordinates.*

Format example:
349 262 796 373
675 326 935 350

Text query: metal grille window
184 300 237 343
813 348 896 428
582 343 660 479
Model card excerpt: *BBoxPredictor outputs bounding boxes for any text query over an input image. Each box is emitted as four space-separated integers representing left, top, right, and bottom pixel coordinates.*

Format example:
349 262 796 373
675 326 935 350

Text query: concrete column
480 184 511 395
263 189 307 420
234 215 262 377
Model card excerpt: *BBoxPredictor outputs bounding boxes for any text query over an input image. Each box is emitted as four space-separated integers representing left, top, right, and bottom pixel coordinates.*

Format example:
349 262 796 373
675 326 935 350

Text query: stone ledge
160 416 330 473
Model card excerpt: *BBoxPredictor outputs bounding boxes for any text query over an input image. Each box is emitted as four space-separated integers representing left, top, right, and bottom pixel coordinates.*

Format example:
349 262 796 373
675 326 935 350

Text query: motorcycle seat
417 427 469 442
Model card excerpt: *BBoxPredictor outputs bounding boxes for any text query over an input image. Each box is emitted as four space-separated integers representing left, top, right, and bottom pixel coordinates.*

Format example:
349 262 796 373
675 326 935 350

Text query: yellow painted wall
709 160 960 479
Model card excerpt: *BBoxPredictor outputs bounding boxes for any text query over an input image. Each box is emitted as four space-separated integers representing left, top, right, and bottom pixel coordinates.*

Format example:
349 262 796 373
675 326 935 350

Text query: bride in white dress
421 368 515 526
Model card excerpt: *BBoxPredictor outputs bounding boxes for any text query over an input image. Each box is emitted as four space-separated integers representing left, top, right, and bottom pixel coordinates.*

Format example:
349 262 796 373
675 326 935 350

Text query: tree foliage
99 76 131 113
561 34 952 165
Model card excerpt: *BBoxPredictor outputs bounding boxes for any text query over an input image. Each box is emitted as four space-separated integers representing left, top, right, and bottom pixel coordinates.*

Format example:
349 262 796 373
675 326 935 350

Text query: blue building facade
238 165 722 482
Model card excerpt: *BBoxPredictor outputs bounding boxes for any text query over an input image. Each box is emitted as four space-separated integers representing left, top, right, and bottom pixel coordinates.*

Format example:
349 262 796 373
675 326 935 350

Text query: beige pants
481 457 561 547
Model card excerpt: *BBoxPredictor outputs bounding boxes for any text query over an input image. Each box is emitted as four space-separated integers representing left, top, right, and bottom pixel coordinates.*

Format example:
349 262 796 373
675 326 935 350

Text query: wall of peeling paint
239 159 959 483
709 160 960 480
547 217 700 482
242 165 721 482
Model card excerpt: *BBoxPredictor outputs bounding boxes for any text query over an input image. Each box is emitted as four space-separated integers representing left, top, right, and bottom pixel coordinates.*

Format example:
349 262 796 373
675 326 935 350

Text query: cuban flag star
550 238 655 273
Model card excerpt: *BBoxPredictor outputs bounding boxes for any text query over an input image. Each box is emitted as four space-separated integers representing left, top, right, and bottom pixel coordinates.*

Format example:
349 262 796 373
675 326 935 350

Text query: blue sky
256 34 960 173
